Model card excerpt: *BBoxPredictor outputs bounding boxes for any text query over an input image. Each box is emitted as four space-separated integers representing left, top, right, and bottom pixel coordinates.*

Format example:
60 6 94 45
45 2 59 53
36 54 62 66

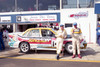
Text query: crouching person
55 24 67 60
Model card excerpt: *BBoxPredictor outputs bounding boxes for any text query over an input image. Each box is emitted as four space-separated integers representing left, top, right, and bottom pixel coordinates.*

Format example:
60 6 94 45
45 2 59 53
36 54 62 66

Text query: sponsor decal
8 38 16 47
8 35 16 47
28 39 49 42
69 11 88 19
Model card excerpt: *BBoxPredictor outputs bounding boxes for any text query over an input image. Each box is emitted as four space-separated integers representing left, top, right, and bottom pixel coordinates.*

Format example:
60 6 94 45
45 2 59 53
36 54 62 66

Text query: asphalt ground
0 44 100 63
0 58 100 67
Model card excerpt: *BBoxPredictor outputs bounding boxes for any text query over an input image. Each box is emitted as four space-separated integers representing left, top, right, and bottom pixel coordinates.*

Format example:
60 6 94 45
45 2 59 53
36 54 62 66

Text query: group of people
55 22 82 60
0 26 9 51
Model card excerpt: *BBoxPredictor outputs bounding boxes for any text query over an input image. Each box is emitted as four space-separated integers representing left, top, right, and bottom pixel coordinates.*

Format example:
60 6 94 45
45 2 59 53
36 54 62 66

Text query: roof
27 28 52 30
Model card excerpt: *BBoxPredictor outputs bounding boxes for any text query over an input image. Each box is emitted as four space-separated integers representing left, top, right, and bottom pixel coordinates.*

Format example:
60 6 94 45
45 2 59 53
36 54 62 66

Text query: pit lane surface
1 44 100 63
0 58 100 67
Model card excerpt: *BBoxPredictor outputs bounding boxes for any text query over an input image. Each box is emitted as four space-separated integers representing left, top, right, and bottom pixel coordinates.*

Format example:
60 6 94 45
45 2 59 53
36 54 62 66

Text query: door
26 29 41 48
40 29 55 48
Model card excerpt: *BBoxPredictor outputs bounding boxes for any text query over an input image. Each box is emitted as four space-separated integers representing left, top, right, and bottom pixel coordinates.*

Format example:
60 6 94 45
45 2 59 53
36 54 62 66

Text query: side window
27 29 40 37
23 30 30 37
41 29 54 37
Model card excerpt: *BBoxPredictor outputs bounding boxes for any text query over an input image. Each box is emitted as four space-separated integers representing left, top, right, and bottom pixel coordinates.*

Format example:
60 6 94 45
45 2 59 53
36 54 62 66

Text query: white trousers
72 38 80 55
56 38 64 54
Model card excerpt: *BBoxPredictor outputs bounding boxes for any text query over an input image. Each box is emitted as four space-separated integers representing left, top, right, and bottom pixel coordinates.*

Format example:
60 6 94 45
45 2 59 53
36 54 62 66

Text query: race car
8 28 87 54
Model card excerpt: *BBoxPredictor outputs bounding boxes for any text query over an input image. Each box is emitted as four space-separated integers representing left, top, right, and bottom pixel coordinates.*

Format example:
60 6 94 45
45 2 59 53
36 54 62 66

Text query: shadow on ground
0 47 100 59
60 47 100 58
0 47 26 59
81 47 100 57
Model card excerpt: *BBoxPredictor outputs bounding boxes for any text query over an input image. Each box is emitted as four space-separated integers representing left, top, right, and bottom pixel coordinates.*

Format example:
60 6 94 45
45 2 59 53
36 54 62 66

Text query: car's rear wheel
65 42 73 54
19 42 30 53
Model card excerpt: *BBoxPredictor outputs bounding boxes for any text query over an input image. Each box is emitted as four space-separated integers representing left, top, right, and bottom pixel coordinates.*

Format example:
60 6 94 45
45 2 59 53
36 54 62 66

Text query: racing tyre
20 42 30 53
65 43 73 54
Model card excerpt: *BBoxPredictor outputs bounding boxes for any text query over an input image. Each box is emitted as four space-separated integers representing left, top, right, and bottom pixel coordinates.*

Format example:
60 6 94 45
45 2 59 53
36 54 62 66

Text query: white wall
61 8 97 43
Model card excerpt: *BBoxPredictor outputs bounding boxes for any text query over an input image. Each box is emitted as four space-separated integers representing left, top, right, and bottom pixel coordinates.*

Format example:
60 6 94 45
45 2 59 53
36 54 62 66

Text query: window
0 0 95 12
17 0 36 11
38 0 60 10
62 0 94 8
0 0 36 12
79 0 94 8
0 0 15 12
27 29 40 37
23 30 30 37
65 24 72 28
48 5 57 10
62 0 77 8
41 29 54 37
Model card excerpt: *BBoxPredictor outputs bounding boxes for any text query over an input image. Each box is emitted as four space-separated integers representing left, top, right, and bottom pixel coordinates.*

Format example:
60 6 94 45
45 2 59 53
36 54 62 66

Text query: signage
69 11 88 19
16 15 57 22
95 3 100 14
0 16 11 23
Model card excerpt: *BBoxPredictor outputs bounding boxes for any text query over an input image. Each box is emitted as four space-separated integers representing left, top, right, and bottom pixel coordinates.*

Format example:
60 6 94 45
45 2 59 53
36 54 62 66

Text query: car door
40 29 55 48
26 29 41 48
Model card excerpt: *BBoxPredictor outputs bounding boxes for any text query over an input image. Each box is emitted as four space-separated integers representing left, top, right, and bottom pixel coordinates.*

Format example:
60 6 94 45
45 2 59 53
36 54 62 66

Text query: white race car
8 28 87 54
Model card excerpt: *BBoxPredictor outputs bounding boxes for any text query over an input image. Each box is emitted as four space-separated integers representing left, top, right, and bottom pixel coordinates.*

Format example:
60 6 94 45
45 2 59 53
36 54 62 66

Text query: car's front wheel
65 42 73 54
19 42 30 53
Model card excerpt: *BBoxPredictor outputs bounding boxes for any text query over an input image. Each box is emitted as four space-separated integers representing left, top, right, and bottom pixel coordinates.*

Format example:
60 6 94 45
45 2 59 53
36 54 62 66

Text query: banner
16 15 57 22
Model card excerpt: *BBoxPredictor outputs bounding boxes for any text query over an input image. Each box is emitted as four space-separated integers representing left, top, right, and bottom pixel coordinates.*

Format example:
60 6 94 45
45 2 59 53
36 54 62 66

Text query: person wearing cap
96 24 100 46
55 24 67 60
97 21 100 26
71 22 82 58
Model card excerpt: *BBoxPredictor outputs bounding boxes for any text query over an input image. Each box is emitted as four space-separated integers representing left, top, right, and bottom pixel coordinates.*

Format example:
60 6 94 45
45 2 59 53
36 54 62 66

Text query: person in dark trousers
96 24 100 46
3 27 9 48
0 27 5 51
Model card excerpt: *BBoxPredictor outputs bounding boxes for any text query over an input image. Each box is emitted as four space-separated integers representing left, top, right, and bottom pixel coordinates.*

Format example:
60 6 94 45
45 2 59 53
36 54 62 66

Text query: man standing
55 24 67 60
0 26 5 51
96 24 100 46
3 26 9 48
71 22 82 58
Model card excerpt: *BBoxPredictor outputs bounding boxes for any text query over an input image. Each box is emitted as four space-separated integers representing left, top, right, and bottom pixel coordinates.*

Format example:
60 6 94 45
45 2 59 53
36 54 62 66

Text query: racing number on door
51 40 56 47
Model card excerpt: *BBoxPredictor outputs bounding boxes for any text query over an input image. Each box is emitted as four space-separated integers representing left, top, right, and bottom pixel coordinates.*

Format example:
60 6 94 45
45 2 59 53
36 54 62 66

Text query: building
0 0 99 44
